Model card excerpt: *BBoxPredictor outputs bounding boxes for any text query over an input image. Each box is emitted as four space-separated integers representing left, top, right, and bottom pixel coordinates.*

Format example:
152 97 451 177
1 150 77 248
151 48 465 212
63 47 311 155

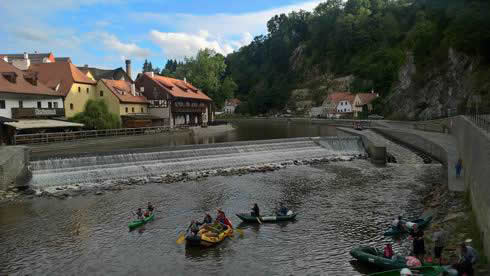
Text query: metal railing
13 125 190 145
468 113 490 133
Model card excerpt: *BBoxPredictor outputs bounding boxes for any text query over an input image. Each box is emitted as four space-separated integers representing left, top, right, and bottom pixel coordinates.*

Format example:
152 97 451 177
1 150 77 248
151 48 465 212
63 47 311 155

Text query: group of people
188 209 233 237
251 202 290 217
387 217 479 276
135 202 154 220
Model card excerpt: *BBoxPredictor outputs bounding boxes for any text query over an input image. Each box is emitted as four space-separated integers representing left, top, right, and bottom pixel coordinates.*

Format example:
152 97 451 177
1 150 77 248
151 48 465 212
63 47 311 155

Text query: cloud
98 33 151 58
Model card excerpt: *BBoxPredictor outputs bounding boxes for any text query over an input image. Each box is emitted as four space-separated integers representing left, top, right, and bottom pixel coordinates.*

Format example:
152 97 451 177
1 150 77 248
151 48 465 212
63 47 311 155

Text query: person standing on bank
455 158 463 178
432 226 447 265
410 225 425 262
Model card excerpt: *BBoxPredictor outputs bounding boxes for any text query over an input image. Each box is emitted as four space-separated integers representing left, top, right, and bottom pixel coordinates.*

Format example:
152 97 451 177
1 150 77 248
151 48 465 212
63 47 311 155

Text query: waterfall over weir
29 137 365 189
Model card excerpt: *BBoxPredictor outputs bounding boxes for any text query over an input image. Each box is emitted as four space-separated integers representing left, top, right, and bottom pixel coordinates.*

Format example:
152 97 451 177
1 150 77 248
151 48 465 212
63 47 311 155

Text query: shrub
69 99 121 130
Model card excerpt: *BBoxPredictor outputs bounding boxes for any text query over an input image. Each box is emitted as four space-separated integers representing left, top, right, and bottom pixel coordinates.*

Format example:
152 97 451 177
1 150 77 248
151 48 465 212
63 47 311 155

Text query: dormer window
24 72 38 86
2 72 17 83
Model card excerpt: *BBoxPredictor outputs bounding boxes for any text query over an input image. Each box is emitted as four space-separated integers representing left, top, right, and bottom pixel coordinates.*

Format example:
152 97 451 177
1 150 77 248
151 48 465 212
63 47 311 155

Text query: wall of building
96 82 120 115
451 116 490 259
336 100 352 113
0 146 30 190
120 103 148 115
64 83 96 118
0 93 63 118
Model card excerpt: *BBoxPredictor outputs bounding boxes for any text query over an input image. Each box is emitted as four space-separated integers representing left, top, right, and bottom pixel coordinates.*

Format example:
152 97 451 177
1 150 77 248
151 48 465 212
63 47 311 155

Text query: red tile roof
29 62 96 96
226 98 241 106
326 92 355 105
101 79 149 104
146 73 212 101
355 93 378 105
0 59 60 96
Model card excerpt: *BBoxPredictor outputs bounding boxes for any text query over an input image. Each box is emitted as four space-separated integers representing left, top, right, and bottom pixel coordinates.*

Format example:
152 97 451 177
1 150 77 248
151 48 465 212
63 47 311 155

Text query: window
78 87 81 93
70 103 74 110
18 101 23 108
125 107 128 113
37 102 42 108
132 107 135 113
86 87 89 94
48 102 52 108
100 90 103 97
0 100 5 109
141 107 144 113
54 102 58 108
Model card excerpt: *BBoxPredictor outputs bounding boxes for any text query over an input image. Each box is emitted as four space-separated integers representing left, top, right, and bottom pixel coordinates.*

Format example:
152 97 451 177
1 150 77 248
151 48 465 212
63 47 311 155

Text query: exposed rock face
387 49 475 120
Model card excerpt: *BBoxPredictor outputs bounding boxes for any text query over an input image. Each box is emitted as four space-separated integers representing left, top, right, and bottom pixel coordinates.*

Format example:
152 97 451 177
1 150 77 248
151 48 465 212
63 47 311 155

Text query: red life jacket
223 217 233 229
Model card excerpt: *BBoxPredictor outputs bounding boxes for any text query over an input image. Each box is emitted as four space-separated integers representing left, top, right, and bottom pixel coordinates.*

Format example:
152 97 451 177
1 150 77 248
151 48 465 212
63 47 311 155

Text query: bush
69 99 121 130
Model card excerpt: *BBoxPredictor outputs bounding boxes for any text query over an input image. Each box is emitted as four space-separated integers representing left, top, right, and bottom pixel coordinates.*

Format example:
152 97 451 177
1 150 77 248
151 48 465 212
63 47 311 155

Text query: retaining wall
336 128 386 164
0 146 31 190
451 116 490 258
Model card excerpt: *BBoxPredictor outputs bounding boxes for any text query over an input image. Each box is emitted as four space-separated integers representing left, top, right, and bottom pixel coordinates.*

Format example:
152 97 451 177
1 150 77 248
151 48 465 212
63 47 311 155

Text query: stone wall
336 127 386 164
0 146 30 190
451 116 490 258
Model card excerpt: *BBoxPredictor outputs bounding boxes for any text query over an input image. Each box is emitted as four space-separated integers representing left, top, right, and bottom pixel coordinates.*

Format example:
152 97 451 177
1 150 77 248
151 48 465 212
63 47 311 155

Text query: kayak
128 213 155 230
368 266 448 276
185 224 233 247
235 213 297 223
384 214 432 236
350 246 410 270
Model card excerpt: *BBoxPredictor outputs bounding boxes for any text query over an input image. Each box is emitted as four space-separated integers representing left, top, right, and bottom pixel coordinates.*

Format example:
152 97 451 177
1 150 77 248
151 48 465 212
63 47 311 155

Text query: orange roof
356 93 378 105
101 79 149 104
29 62 96 96
327 92 355 105
226 98 241 106
0 59 61 97
146 73 212 101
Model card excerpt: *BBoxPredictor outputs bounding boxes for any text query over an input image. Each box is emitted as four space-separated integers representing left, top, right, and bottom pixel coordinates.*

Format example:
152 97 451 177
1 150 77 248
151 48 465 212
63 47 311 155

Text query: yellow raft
185 224 233 247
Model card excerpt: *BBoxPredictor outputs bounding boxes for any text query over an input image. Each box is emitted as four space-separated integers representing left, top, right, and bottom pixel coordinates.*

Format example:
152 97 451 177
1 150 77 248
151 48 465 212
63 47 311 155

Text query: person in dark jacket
410 225 425 261
276 203 289 216
147 202 154 214
201 213 212 225
135 208 143 220
251 203 260 217
457 242 478 276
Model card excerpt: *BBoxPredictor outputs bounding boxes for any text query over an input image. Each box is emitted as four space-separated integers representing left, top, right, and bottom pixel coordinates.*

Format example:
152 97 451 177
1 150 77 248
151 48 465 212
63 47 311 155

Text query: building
135 72 213 127
0 59 82 144
97 79 161 128
223 98 240 114
78 59 133 82
29 62 97 118
321 92 355 118
0 52 56 70
353 92 379 118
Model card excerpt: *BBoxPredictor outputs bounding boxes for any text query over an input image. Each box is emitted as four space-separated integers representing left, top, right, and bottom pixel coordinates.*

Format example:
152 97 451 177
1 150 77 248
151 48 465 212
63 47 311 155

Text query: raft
235 213 297 223
128 213 154 230
368 266 448 276
383 214 433 236
350 246 409 270
185 224 233 247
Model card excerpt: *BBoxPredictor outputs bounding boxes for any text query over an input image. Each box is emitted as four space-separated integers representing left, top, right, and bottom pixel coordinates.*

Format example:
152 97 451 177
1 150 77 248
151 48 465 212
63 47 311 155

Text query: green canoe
236 213 296 223
384 214 432 236
128 213 155 230
350 246 409 270
368 266 447 276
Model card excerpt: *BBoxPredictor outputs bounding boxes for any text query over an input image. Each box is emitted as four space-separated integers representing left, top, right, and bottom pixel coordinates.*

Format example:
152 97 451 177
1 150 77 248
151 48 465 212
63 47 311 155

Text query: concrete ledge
0 146 31 190
337 127 386 164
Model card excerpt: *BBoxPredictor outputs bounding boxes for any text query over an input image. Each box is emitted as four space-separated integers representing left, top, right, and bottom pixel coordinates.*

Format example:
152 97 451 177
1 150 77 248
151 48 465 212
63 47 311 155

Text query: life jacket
223 217 233 229
384 246 394 258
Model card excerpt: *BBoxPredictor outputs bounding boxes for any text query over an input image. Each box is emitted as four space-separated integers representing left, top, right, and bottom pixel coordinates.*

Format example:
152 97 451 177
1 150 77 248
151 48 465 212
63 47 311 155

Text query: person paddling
216 209 233 230
251 203 260 217
200 213 212 225
276 202 289 216
147 202 154 214
136 208 144 220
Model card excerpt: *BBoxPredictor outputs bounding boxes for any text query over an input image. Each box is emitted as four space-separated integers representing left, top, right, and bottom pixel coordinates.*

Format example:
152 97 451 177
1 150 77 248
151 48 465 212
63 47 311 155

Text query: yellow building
97 79 149 116
29 62 97 118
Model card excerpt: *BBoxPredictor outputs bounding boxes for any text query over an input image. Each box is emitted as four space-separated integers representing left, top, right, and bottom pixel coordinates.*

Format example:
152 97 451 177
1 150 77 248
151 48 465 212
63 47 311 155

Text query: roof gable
101 79 148 104
144 73 212 101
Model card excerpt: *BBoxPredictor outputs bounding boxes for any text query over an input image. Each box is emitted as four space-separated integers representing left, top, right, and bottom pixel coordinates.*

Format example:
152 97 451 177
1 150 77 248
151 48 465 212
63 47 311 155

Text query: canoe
128 213 155 230
368 266 447 276
185 224 233 247
383 214 432 236
350 246 409 270
235 213 297 223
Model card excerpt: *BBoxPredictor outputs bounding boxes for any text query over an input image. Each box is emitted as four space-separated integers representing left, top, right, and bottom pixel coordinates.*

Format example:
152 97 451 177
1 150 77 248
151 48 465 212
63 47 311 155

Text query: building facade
321 92 355 118
223 98 240 114
135 72 213 127
353 92 378 118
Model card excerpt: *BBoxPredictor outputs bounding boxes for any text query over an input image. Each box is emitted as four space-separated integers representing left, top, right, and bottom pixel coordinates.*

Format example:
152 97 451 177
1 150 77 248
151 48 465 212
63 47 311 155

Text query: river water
0 122 441 275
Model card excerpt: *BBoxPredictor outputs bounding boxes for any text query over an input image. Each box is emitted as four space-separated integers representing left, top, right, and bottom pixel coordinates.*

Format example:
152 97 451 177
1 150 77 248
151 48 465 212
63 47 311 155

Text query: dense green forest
225 0 490 115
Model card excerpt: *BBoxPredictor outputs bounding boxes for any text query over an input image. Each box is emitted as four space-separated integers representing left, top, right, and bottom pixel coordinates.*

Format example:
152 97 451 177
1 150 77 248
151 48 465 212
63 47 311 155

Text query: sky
0 0 323 78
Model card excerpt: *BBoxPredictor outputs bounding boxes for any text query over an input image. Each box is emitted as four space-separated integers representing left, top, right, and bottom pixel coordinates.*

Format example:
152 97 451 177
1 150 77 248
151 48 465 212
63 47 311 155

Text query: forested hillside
225 0 490 117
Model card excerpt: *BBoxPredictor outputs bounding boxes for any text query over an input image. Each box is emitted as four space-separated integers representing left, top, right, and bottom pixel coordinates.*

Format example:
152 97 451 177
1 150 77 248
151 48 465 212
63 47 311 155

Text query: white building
223 98 240 114
336 99 353 113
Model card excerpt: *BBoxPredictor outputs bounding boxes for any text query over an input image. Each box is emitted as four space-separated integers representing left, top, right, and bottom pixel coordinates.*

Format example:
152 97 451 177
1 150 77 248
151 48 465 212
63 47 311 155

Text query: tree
69 99 121 129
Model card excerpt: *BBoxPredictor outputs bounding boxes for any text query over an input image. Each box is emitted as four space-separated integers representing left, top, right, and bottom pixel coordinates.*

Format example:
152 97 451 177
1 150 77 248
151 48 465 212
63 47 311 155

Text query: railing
468 113 490 133
13 125 189 145
172 106 206 113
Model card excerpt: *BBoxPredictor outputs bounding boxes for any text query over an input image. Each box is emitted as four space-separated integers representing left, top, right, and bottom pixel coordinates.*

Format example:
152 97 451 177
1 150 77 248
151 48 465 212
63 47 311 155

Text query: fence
467 113 490 133
13 126 188 145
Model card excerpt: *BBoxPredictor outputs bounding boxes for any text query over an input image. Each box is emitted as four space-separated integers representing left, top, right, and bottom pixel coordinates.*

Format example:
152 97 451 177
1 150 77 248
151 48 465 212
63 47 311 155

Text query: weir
28 136 365 189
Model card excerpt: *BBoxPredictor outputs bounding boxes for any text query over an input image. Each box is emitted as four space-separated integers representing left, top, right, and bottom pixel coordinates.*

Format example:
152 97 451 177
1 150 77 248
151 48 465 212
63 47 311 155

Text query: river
0 122 441 275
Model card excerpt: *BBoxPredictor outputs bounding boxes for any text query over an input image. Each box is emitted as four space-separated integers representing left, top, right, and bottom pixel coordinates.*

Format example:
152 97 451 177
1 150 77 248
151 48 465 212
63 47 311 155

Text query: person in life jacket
216 208 233 230
384 243 394 259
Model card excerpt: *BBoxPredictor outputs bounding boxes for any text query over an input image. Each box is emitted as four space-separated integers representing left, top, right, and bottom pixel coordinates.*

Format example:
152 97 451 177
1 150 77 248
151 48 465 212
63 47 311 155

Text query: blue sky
0 0 322 77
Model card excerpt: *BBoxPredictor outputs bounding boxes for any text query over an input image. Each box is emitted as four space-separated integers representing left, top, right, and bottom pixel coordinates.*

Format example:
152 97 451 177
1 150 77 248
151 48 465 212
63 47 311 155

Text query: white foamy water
29 137 365 188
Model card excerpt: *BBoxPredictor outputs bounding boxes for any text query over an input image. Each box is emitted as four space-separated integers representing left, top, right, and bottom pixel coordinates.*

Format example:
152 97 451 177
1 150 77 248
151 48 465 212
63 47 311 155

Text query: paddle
256 217 262 224
176 232 186 245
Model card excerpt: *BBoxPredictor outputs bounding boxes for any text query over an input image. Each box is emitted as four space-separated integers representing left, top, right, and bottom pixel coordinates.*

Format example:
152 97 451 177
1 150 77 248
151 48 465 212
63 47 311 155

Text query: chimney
131 83 136 97
23 52 28 59
125 59 132 79
84 64 88 68
140 86 144 92
150 71 154 78
184 77 187 83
